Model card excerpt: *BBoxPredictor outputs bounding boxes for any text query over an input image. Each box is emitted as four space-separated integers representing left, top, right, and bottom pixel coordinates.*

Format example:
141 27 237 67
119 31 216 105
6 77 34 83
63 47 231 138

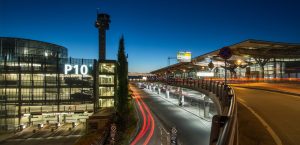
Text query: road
233 87 300 145
130 85 162 145
132 84 211 145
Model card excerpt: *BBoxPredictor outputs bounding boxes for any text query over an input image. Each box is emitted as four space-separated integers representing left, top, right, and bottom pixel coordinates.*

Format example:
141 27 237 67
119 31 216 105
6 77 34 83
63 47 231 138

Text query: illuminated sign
196 72 214 77
64 64 88 75
177 51 191 62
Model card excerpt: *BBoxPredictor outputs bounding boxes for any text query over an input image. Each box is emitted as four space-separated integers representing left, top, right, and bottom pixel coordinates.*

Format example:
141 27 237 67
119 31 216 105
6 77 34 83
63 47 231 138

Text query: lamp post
236 59 242 78
218 47 232 85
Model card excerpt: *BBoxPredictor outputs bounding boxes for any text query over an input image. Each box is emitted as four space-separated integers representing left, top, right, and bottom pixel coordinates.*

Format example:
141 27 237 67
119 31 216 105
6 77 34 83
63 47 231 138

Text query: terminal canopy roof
230 39 300 58
151 39 300 74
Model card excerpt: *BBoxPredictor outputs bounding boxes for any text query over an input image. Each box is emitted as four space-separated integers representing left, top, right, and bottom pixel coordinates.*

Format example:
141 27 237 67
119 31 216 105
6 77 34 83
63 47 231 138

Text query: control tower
95 13 110 60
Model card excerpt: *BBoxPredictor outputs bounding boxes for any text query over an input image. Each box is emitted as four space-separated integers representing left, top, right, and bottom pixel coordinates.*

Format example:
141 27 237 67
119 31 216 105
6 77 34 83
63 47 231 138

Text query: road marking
237 98 246 103
237 98 283 145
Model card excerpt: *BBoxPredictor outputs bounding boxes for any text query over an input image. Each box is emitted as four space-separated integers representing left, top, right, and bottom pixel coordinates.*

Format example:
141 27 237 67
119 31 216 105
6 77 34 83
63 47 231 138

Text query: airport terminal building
0 37 116 131
151 39 300 81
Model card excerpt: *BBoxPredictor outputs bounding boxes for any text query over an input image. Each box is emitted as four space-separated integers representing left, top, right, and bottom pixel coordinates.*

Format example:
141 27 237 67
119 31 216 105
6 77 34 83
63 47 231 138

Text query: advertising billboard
177 51 191 62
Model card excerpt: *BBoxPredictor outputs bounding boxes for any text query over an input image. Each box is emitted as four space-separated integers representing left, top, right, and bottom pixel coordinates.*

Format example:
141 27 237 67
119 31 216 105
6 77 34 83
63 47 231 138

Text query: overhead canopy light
196 72 214 77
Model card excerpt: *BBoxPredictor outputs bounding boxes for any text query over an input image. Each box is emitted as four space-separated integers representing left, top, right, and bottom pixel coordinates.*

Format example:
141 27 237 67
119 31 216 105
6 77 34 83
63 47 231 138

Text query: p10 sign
64 64 88 75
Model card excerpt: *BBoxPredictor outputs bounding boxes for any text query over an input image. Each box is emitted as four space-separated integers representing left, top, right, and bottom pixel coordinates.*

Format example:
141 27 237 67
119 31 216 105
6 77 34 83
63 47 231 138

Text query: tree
117 36 128 116
254 57 270 79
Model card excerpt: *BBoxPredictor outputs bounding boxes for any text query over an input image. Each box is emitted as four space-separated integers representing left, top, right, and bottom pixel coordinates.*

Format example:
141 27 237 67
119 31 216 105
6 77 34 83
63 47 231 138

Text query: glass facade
0 37 67 59
98 61 116 108
0 37 118 131
210 58 300 79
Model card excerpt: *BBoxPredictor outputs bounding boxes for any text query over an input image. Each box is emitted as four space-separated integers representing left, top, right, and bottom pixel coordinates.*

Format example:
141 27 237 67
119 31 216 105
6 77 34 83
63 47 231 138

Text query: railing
149 78 238 145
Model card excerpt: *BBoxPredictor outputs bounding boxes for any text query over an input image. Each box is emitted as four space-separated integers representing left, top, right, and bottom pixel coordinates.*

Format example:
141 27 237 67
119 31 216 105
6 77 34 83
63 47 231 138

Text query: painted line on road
237 98 283 145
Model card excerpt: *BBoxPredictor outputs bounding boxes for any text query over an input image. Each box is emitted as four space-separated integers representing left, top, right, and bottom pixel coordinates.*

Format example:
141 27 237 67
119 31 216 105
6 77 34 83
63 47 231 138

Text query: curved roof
0 37 67 51
230 39 300 58
151 39 300 74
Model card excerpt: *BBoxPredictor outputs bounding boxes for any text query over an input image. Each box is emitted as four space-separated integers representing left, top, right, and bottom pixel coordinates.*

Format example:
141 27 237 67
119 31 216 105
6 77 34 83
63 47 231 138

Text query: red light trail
130 86 155 145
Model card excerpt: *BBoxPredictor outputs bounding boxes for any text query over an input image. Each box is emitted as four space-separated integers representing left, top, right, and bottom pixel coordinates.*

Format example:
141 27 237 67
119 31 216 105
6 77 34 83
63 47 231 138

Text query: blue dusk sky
1 0 300 72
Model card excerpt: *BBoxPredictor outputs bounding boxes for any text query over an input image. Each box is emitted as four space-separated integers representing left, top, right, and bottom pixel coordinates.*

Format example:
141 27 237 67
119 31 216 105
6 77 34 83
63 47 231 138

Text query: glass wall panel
99 99 114 107
99 87 114 97
99 63 115 73
99 75 114 84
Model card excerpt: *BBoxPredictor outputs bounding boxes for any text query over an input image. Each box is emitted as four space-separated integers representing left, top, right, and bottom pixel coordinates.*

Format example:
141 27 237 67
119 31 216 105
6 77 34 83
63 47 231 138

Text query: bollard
178 96 182 106
204 96 210 118
166 90 170 98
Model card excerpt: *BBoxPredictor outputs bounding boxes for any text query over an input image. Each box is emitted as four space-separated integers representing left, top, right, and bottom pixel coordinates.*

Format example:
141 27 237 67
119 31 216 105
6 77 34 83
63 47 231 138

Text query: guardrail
148 78 238 145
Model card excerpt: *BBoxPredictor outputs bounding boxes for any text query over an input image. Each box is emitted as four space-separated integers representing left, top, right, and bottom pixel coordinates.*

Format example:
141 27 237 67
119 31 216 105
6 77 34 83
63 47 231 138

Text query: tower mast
95 12 110 60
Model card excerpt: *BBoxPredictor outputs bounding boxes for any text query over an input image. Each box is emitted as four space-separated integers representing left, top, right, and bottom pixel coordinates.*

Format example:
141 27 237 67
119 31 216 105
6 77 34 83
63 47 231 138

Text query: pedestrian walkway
144 86 216 123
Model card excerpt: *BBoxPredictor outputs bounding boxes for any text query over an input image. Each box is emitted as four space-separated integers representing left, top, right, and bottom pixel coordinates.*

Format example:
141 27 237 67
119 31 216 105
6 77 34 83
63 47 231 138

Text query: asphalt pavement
233 87 300 145
130 85 162 145
139 85 212 145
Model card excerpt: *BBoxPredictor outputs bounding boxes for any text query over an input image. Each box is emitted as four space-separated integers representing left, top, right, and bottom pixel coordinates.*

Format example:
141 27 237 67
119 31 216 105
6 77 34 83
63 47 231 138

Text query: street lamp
237 59 242 65
236 59 242 78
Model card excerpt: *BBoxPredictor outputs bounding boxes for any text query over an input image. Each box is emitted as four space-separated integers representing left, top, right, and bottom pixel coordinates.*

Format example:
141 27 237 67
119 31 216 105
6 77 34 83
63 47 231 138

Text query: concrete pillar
181 95 185 106
63 114 66 123
57 115 60 123
178 88 184 106
29 115 32 126
166 90 169 98
273 58 277 79
204 96 210 118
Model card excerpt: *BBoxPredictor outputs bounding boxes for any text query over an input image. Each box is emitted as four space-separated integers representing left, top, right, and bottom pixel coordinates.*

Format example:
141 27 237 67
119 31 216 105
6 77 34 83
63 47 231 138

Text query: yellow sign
177 51 191 62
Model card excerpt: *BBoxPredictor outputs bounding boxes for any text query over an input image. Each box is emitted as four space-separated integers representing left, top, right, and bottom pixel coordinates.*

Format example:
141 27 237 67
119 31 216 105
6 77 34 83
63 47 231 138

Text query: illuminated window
99 99 114 107
99 75 114 84
99 63 115 73
99 87 114 96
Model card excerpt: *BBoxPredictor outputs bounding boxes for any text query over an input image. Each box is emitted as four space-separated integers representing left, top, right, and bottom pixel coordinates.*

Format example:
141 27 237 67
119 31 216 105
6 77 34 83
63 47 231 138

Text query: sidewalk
230 82 300 96
144 87 215 123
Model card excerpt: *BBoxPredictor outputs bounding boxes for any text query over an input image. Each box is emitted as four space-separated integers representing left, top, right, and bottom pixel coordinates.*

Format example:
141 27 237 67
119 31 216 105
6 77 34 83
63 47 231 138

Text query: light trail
139 96 155 145
130 93 147 145
130 87 155 145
